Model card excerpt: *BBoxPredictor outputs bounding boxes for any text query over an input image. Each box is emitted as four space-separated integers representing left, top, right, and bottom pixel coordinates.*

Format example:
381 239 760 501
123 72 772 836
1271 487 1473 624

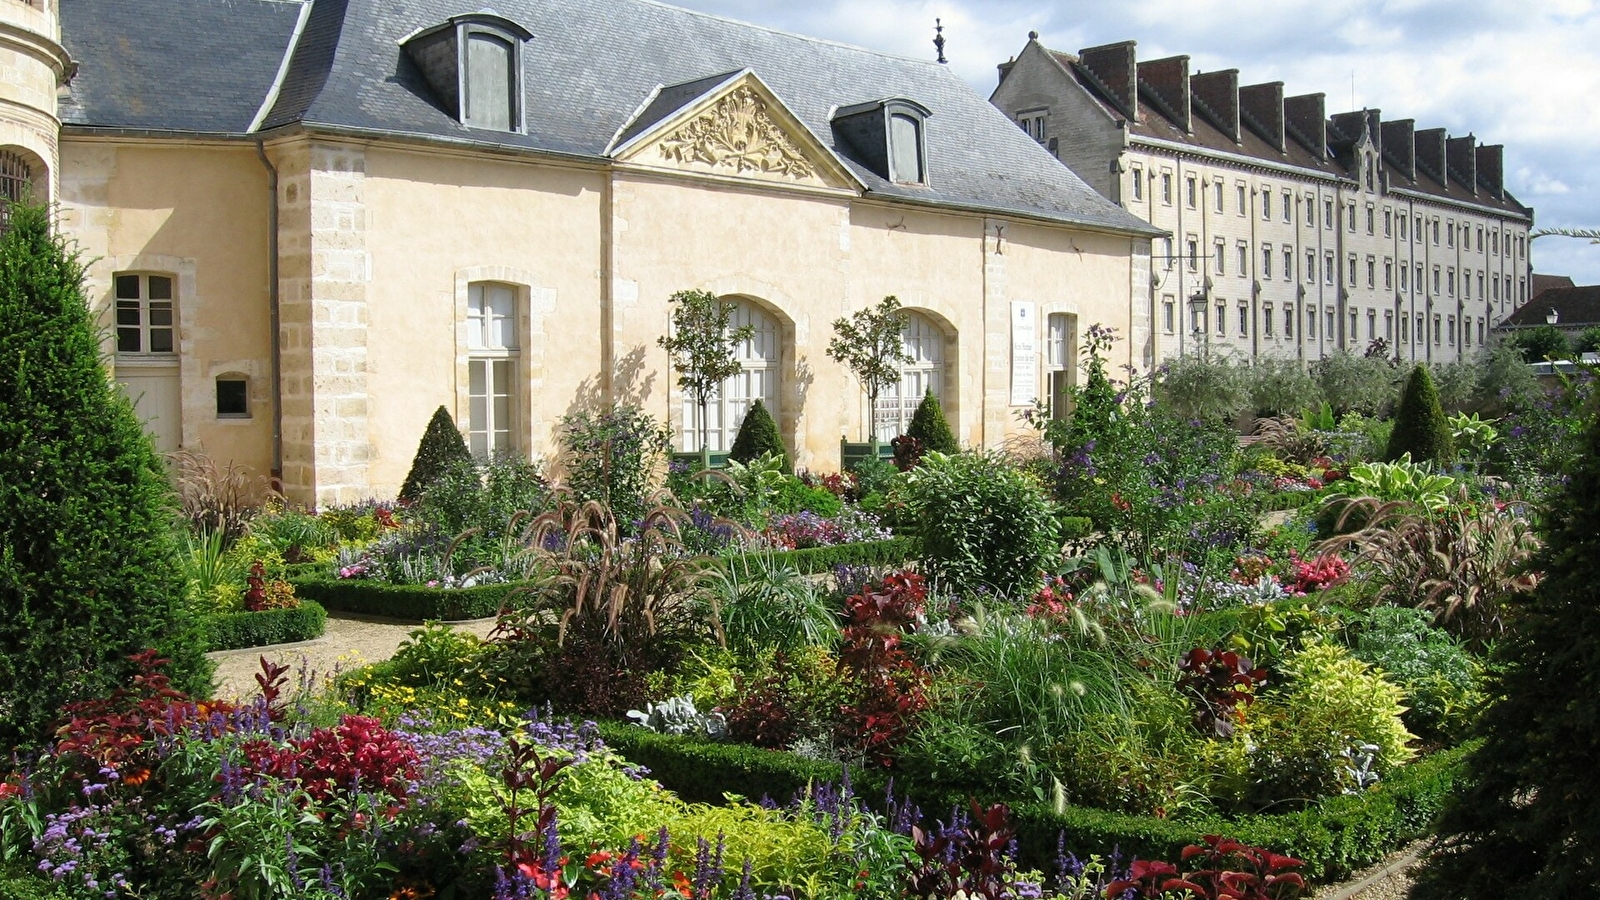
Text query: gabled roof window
831 98 932 185
402 13 532 133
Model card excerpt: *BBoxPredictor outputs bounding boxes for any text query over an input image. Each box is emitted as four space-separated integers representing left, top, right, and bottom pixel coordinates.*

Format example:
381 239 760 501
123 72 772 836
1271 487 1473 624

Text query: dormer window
831 98 932 186
402 13 532 133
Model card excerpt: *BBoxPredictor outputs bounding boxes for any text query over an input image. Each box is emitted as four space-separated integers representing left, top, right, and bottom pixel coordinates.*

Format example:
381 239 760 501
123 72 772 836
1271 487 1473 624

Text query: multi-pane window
1264 304 1274 336
1417 313 1425 344
1186 175 1197 208
1284 306 1293 338
1347 254 1357 287
1479 318 1486 345
1162 297 1175 333
1346 201 1356 232
0 149 32 233
1282 190 1292 222
1384 311 1394 341
1326 308 1336 340
1432 218 1440 245
1399 214 1408 241
1018 111 1047 143
1324 251 1335 286
1434 314 1442 345
1305 249 1315 283
1384 258 1393 289
1186 237 1199 271
1476 226 1484 251
1400 265 1409 292
1368 309 1377 341
1432 266 1441 295
1365 205 1375 234
1215 301 1226 336
681 300 782 452
1305 192 1315 226
1238 303 1249 336
1236 241 1247 276
1045 312 1077 417
1366 256 1376 289
1307 307 1317 338
877 311 945 441
1400 315 1409 344
1446 220 1454 248
467 282 518 457
1324 198 1334 229
1349 309 1358 345
1131 166 1143 201
1237 183 1247 215
1282 247 1292 281
1214 239 1226 275
1261 187 1272 220
1262 244 1273 279
115 274 176 355
1161 172 1174 204
1477 273 1485 299
1214 178 1224 213
1384 209 1393 237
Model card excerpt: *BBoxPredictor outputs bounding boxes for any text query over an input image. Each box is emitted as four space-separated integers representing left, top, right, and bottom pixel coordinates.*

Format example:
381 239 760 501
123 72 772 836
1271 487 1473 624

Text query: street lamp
1188 290 1209 359
1546 309 1560 326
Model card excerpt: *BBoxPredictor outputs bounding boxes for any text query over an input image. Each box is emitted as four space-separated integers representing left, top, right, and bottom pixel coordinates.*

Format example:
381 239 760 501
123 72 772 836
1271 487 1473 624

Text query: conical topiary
728 399 788 471
906 389 958 455
399 405 472 502
1385 364 1454 464
1410 404 1600 899
0 201 211 749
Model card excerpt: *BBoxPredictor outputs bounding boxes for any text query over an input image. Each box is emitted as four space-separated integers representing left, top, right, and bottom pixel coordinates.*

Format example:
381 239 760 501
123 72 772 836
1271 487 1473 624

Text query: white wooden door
118 367 182 453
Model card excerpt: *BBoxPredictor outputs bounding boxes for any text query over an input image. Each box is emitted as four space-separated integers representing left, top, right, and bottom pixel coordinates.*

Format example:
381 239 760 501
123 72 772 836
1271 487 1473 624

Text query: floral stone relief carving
657 86 817 181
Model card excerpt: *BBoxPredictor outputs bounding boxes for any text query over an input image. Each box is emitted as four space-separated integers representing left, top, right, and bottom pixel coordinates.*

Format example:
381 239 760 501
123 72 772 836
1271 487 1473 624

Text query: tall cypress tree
1411 404 1600 899
1385 364 1454 464
399 405 472 502
0 202 210 748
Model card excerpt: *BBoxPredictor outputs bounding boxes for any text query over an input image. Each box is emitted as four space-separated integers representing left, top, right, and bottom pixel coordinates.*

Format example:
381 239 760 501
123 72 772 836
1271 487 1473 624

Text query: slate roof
1044 46 1529 221
1501 285 1600 328
59 0 305 134
59 0 1158 236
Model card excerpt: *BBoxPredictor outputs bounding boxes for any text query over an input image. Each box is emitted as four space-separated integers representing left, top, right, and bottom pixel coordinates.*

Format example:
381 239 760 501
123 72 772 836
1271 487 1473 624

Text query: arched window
876 311 946 442
0 149 34 232
680 299 781 453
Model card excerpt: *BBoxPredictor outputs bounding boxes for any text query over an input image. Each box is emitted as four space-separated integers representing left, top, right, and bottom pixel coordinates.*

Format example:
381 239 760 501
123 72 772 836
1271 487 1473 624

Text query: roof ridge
623 0 953 71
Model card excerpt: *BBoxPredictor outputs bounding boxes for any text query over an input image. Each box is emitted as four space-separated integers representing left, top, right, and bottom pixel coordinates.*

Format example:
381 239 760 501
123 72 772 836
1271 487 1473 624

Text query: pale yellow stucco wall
57 139 276 477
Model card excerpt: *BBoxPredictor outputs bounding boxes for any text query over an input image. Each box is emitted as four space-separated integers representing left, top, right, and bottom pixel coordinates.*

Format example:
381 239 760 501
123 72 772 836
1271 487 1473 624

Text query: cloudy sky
669 0 1600 287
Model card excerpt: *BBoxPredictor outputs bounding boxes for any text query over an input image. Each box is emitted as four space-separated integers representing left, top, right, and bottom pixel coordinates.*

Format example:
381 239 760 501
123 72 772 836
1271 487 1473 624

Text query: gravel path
1310 842 1425 900
206 612 497 701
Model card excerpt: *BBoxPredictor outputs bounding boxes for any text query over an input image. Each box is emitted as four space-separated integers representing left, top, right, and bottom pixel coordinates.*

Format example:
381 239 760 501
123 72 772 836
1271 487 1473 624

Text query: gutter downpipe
256 139 284 489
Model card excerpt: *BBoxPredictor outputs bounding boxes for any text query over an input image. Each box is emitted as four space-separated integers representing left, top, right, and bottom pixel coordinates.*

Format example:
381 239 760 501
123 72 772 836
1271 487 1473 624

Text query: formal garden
3 196 1598 900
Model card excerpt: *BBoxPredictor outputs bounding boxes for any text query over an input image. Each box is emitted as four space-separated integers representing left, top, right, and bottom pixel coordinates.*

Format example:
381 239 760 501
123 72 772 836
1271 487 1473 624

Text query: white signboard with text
1010 301 1037 406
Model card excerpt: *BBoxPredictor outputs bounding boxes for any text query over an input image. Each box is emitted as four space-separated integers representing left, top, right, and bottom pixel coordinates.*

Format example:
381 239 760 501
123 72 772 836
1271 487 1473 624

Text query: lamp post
1547 309 1560 326
1188 290 1209 360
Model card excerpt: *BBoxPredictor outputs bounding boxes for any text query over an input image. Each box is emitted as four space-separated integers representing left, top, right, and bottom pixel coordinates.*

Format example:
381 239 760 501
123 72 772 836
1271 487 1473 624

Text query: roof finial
1028 30 1039 41
934 18 947 64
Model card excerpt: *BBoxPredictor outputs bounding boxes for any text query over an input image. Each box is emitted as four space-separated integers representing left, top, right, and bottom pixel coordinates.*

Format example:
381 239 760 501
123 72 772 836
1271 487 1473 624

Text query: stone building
0 0 1159 505
991 36 1533 366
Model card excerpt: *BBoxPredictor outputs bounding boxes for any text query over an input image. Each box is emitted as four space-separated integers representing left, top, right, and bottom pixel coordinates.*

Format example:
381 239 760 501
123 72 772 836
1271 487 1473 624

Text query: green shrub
1154 354 1250 421
905 389 958 454
718 537 919 576
1386 365 1455 465
1413 405 1600 899
1246 357 1322 417
728 399 788 471
1247 643 1414 805
1059 516 1094 541
767 478 842 517
291 576 519 621
399 406 472 502
902 452 1058 597
1509 323 1571 362
710 554 837 656
202 601 327 651
1345 606 1483 743
0 202 211 748
559 404 672 528
1310 352 1399 417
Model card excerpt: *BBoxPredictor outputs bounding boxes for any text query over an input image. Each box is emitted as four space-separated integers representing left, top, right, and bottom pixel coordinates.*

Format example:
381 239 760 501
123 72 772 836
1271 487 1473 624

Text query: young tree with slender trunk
827 295 912 450
657 289 754 465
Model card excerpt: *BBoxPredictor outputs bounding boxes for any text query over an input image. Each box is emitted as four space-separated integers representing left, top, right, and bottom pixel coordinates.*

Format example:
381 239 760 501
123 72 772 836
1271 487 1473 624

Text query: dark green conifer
1385 364 1454 464
0 202 210 748
399 405 472 502
906 389 958 454
1411 404 1600 899
728 399 788 471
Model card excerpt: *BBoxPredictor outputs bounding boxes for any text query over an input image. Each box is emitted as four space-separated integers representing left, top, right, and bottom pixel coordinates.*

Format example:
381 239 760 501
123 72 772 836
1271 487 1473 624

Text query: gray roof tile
60 0 1158 235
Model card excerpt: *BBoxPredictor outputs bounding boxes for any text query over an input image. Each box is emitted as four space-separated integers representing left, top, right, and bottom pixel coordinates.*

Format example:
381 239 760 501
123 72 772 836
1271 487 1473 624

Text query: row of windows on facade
1161 236 1527 305
1129 167 1526 258
1160 296 1489 349
116 276 1080 457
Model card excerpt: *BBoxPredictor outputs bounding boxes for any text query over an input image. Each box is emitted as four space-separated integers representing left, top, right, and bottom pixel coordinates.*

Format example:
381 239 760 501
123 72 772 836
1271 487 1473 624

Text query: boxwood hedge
289 577 522 622
595 723 1472 884
202 601 327 652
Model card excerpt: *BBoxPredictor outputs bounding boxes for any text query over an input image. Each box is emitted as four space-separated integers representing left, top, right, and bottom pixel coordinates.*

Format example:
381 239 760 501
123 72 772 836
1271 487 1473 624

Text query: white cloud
669 0 1600 285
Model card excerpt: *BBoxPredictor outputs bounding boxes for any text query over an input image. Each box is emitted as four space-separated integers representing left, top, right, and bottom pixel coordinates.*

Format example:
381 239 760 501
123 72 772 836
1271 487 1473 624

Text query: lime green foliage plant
905 388 958 454
728 399 788 471
1247 642 1413 804
903 451 1059 598
1413 406 1600 900
0 202 210 747
1323 456 1458 512
1386 365 1455 464
658 289 756 455
1345 606 1483 743
827 295 912 444
400 405 472 502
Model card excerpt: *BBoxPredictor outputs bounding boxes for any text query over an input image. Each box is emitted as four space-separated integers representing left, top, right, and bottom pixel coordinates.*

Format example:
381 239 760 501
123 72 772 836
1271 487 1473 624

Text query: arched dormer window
402 13 532 133
831 98 932 186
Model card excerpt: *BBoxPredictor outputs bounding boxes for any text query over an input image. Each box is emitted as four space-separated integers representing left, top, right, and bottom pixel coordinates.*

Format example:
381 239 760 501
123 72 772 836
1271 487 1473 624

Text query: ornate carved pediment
615 74 856 191
656 86 816 181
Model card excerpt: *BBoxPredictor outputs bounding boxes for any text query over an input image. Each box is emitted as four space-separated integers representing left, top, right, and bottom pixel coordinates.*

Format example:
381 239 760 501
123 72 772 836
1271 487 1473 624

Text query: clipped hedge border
595 723 1472 884
202 601 328 652
289 577 523 622
724 537 921 575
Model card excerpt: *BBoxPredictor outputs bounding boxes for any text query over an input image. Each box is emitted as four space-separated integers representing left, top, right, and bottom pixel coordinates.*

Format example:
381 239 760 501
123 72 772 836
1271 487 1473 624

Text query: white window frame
466 282 520 457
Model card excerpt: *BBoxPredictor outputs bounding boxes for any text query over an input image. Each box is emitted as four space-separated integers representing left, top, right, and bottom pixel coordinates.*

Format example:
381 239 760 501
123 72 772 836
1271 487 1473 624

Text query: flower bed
289 575 522 621
201 600 327 651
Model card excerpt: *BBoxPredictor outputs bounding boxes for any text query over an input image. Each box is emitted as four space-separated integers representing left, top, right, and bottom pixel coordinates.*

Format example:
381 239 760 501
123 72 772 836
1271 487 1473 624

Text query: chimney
1415 127 1447 185
1284 93 1326 161
1381 118 1416 183
1190 69 1241 143
1137 55 1190 133
1477 144 1505 199
1447 134 1478 196
997 57 1015 87
1239 82 1285 152
1077 40 1138 121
